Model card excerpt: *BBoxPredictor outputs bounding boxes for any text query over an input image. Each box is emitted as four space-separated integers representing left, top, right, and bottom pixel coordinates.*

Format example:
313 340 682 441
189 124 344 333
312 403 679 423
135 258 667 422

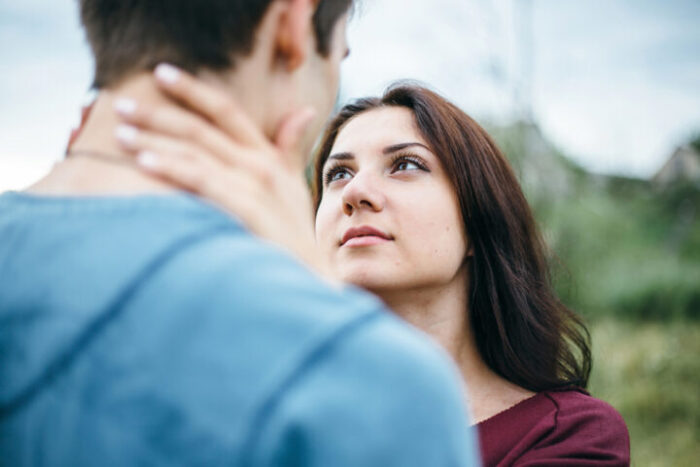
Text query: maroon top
477 389 630 466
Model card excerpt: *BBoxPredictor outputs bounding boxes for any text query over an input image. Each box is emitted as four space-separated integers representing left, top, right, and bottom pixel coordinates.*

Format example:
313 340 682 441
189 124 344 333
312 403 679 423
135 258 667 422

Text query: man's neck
26 72 267 197
27 75 175 196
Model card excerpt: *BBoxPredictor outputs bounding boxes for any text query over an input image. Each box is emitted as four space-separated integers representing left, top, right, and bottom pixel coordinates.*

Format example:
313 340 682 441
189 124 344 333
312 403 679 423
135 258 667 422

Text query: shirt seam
239 309 384 464
0 192 239 227
543 391 562 436
0 224 237 419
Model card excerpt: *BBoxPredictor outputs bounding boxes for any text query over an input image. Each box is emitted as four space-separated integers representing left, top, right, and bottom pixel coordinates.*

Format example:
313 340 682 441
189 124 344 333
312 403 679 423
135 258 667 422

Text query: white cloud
0 154 56 193
538 79 700 175
531 0 700 176
0 0 92 192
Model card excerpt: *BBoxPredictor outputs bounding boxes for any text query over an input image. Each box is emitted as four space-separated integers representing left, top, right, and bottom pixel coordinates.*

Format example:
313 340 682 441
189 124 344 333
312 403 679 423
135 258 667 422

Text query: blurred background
1 0 698 464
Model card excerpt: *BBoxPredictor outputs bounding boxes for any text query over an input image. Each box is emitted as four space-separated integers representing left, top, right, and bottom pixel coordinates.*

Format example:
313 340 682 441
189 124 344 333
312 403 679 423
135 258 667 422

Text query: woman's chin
338 269 395 293
340 273 412 299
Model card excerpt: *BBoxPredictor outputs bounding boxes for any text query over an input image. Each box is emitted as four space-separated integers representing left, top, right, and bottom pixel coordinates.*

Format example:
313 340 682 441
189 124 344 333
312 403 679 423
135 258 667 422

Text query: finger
115 124 222 174
134 149 264 220
275 107 317 162
114 111 274 181
153 63 268 148
114 97 237 151
114 124 267 206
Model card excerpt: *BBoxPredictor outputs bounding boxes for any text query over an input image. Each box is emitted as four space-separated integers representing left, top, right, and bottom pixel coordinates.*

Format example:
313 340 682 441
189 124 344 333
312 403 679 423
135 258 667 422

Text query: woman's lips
341 225 393 247
343 235 392 247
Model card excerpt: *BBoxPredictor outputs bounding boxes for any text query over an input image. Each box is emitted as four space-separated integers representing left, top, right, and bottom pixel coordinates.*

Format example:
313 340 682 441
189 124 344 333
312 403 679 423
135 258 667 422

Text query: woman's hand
113 64 331 278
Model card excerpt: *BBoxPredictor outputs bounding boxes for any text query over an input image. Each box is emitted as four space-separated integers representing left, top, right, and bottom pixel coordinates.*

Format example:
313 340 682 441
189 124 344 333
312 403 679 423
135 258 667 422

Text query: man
0 1 478 465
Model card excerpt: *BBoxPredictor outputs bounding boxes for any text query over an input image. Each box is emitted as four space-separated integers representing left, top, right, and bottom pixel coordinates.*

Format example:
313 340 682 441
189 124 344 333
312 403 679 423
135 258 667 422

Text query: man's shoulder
142 227 383 322
115 226 478 464
146 229 463 380
136 222 464 396
1 193 477 464
244 309 476 465
129 224 468 404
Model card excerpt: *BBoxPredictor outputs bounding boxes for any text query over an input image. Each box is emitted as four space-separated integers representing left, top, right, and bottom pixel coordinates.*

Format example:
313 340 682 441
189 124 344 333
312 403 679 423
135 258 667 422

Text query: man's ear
275 0 316 71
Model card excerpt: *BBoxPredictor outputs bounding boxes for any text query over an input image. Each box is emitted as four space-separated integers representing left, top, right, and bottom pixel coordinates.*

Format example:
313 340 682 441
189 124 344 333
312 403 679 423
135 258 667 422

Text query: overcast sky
1 0 699 191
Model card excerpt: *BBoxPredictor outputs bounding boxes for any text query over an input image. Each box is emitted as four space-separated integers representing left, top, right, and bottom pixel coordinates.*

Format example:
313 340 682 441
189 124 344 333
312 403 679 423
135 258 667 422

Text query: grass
588 319 700 466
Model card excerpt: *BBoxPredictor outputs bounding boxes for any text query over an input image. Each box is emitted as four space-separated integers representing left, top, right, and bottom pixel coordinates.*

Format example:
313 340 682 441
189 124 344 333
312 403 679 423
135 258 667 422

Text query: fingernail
137 151 160 169
115 124 138 145
155 63 180 84
114 97 137 116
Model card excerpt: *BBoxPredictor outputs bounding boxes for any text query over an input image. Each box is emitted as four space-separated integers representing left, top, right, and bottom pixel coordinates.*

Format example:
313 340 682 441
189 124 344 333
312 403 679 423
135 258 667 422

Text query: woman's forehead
332 107 425 153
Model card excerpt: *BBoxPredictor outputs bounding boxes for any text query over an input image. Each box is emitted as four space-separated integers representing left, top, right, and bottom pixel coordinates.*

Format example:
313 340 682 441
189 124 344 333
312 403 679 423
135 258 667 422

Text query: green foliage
589 320 700 466
690 133 700 153
491 122 700 321
612 275 700 320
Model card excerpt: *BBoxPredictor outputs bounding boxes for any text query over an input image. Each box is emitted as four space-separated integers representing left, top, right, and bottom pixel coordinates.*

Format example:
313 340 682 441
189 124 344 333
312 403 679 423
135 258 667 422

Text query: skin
316 107 469 296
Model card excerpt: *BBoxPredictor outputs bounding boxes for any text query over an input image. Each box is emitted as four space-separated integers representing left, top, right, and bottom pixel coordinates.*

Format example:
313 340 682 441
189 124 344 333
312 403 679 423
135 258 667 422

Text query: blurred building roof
652 145 700 187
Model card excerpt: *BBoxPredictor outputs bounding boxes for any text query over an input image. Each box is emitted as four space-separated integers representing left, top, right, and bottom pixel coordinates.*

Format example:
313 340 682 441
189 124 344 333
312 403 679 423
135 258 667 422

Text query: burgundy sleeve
513 392 630 466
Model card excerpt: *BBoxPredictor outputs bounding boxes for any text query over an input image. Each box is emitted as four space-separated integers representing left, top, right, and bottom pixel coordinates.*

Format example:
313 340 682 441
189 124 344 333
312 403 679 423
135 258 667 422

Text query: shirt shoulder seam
0 224 237 419
239 310 383 464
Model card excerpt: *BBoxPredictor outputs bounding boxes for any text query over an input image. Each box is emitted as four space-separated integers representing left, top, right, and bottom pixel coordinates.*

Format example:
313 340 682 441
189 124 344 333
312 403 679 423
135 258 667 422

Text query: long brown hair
312 84 591 391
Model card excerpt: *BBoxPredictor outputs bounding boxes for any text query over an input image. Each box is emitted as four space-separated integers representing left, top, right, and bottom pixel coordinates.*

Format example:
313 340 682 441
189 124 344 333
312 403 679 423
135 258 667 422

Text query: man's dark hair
79 0 353 89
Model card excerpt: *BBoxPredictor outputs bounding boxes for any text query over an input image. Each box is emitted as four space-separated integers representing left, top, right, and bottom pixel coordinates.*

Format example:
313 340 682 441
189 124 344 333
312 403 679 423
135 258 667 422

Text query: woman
110 67 630 465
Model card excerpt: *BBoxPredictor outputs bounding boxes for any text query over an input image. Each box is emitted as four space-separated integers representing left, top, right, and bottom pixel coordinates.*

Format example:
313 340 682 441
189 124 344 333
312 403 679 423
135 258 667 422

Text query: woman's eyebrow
322 152 354 171
327 152 354 162
325 142 431 169
382 142 431 154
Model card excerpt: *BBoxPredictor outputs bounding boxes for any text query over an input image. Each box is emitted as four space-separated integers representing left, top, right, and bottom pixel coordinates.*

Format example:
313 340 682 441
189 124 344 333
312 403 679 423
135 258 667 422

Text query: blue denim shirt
0 192 478 466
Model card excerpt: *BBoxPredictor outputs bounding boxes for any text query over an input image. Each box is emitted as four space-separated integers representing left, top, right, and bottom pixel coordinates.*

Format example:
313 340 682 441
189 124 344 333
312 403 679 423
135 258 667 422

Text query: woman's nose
341 171 385 216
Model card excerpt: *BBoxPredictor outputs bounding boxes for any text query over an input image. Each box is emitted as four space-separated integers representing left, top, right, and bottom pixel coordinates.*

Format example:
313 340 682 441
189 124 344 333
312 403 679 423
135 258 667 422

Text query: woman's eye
392 157 425 173
325 167 352 185
396 161 419 171
332 170 350 181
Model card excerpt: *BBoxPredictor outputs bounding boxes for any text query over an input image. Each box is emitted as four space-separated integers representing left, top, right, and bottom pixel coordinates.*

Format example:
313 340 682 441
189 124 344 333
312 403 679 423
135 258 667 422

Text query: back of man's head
79 0 353 89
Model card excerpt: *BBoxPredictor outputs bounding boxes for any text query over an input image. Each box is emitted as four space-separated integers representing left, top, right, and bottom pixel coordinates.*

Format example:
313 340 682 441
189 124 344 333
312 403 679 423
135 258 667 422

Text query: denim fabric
0 192 478 466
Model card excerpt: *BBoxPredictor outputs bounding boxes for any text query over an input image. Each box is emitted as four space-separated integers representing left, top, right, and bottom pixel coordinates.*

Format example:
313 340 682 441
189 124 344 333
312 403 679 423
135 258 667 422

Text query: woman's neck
378 277 471 360
376 272 535 424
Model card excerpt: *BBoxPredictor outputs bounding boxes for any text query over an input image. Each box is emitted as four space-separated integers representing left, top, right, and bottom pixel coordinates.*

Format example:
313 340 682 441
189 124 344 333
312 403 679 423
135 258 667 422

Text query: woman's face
315 107 469 294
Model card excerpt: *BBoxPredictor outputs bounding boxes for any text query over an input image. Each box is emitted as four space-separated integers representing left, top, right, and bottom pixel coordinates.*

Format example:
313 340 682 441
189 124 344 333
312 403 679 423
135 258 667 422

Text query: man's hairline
92 0 356 91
